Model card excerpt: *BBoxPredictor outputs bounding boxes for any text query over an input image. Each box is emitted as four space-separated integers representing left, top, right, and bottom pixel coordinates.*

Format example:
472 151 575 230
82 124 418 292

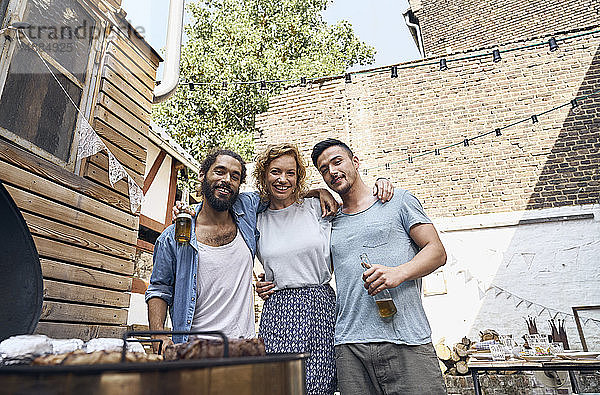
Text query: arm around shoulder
304 188 339 217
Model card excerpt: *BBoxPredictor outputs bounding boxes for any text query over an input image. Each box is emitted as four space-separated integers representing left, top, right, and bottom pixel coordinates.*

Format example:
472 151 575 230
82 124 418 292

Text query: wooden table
468 359 600 394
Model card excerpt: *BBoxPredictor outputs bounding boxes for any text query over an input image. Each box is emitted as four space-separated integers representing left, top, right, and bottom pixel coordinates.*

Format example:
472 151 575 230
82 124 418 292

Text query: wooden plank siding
85 161 130 197
43 280 130 308
35 322 127 340
41 259 132 292
103 56 153 102
107 39 157 86
0 24 160 339
22 212 135 261
0 137 137 337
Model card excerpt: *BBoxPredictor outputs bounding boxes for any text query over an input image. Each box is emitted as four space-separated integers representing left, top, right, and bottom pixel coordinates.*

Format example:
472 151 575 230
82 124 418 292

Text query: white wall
423 204 600 350
141 143 173 225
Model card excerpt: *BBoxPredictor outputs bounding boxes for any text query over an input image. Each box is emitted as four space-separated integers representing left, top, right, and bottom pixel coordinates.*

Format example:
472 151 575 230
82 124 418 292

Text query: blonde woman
253 143 393 395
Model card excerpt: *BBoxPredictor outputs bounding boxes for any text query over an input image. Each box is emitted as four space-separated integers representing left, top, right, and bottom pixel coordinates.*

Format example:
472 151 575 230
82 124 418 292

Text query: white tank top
191 231 255 338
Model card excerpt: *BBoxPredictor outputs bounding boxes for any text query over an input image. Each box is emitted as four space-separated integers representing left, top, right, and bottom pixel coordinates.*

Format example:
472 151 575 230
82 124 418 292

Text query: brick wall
255 27 600 219
407 0 600 57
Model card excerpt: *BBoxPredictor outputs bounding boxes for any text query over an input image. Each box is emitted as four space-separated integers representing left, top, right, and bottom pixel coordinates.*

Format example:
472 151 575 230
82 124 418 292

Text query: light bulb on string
548 37 559 52
439 58 448 71
531 114 541 132
571 99 581 114
492 49 502 63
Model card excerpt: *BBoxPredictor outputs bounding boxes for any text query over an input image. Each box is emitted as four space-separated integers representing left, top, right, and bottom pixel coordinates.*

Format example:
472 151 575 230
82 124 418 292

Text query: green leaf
153 0 375 162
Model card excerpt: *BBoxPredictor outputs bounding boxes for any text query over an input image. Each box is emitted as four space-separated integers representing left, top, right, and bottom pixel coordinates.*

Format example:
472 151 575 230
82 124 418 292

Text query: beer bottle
175 188 192 243
360 253 397 318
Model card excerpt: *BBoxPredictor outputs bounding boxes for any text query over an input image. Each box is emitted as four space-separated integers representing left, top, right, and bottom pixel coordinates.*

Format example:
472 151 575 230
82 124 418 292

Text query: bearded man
145 149 262 352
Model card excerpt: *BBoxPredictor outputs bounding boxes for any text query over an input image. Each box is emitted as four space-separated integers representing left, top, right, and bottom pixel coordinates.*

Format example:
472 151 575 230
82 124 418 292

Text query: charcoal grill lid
0 181 43 342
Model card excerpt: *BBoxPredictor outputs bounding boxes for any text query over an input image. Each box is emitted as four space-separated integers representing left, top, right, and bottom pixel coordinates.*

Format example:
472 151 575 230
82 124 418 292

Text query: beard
201 177 238 212
327 175 351 196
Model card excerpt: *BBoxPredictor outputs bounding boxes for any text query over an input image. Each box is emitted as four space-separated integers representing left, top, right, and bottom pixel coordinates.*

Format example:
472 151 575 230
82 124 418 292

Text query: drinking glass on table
489 344 507 361
549 342 564 355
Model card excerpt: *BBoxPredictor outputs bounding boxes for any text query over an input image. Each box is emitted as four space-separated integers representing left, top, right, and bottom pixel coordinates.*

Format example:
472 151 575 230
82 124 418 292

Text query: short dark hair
201 149 247 184
311 138 354 168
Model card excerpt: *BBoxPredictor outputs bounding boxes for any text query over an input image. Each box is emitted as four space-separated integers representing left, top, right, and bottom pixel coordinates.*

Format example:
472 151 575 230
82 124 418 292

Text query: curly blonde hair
253 143 309 203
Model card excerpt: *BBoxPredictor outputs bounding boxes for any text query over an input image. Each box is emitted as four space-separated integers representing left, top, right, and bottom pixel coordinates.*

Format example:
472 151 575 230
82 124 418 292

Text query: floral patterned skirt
258 284 337 395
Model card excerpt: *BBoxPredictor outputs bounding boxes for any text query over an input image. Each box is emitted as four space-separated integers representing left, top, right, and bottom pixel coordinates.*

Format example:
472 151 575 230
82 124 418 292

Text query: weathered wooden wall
0 7 160 339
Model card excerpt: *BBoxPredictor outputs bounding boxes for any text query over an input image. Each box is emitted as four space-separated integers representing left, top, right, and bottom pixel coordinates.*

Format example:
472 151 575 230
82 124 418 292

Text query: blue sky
120 0 421 80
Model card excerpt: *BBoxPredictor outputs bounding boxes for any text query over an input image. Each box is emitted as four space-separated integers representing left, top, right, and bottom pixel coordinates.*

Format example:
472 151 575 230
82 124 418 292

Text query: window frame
0 0 105 171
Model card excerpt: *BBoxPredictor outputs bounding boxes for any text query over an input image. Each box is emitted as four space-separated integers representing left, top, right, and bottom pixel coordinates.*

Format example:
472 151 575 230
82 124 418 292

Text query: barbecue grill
0 182 308 394
0 350 308 395
0 181 43 342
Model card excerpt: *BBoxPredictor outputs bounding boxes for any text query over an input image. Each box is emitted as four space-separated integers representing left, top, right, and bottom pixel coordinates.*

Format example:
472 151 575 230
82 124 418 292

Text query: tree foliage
153 0 375 161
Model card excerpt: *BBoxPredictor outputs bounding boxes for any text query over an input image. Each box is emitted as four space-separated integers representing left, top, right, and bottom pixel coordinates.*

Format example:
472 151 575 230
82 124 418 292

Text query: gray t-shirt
257 198 332 290
330 189 433 346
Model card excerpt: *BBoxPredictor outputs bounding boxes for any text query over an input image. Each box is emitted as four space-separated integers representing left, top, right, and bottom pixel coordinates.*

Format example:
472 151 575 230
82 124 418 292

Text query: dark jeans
335 342 447 395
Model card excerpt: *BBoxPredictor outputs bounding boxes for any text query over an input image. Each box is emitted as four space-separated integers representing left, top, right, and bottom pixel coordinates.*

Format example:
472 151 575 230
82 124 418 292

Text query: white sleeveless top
191 231 255 338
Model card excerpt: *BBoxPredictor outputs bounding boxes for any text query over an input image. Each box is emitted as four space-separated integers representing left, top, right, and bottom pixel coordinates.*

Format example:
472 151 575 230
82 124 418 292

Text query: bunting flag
13 27 144 214
127 176 144 213
107 151 128 187
76 118 105 160
485 284 600 326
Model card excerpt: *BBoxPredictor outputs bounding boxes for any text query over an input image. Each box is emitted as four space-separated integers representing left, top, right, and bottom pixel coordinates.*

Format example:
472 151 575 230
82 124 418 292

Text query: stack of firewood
435 337 472 376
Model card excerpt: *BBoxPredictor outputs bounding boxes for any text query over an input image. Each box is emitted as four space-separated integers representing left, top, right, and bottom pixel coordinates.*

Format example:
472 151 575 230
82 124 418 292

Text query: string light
492 49 502 63
439 58 448 71
176 28 599 89
188 82 195 91
300 77 307 87
222 82 227 90
260 81 267 90
570 98 581 114
359 89 600 171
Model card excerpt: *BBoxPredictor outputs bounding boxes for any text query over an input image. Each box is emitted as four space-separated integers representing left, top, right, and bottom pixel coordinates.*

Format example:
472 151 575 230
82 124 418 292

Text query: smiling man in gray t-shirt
312 139 447 395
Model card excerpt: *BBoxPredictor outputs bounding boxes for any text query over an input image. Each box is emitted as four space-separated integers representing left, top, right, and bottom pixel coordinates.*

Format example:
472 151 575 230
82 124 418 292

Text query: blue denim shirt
145 191 265 344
